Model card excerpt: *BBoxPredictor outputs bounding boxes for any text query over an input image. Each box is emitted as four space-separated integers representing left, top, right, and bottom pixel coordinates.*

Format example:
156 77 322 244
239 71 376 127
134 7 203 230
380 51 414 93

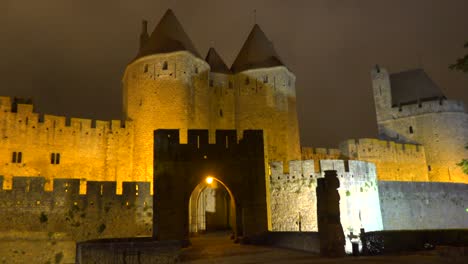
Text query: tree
456 144 468 175
449 41 468 73
449 43 468 174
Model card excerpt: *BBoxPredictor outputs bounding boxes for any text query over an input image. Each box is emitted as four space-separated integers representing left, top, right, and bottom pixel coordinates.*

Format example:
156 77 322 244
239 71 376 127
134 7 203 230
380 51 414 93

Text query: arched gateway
153 129 269 242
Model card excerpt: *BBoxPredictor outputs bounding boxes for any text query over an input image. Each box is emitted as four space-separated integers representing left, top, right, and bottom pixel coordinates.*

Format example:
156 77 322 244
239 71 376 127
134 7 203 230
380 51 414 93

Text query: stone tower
122 10 210 183
371 66 468 182
231 24 301 166
205 47 235 138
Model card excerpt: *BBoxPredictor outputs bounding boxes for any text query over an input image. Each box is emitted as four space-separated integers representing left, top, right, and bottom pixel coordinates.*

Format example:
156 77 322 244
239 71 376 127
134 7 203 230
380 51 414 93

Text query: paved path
179 232 455 264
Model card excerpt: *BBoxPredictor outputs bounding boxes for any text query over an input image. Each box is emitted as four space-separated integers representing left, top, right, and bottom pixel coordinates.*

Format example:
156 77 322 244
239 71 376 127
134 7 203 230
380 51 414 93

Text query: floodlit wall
340 138 428 181
371 67 468 183
270 159 383 239
0 176 152 242
0 97 134 194
378 181 468 230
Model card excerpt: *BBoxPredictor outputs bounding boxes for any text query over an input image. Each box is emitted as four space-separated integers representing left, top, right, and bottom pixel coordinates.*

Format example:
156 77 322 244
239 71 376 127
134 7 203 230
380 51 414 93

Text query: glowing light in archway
206 176 214 185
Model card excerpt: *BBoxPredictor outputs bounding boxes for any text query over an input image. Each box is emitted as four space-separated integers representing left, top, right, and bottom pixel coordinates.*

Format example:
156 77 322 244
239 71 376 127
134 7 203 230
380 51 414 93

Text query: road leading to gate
179 232 456 264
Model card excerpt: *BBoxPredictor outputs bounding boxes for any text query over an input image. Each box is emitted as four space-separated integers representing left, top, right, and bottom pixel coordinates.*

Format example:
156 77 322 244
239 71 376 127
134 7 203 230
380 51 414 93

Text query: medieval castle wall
235 67 301 167
339 138 428 181
0 97 134 194
0 176 152 242
269 159 383 239
371 67 468 183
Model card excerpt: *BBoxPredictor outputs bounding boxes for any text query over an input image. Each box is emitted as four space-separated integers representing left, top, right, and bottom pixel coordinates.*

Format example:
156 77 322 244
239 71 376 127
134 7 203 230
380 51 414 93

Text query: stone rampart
0 97 134 193
340 138 428 181
0 176 152 242
378 181 468 230
269 159 383 245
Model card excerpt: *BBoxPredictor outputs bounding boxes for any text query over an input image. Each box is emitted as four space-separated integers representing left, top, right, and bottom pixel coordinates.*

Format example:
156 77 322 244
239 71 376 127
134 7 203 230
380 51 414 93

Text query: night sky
1 0 467 147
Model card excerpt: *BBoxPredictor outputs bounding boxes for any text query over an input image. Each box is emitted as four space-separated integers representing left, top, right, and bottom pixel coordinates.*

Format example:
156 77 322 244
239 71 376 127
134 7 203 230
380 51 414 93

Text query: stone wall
0 97 134 194
0 231 75 264
370 66 468 183
269 159 383 240
0 176 152 242
378 181 468 230
340 138 428 181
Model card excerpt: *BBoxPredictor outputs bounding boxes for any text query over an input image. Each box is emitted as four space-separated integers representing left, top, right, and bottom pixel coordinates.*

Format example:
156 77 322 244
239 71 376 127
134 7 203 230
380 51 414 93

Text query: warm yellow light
206 177 214 184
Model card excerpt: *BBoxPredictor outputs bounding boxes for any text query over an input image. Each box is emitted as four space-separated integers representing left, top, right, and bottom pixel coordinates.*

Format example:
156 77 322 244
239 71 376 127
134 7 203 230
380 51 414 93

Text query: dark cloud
1 0 467 147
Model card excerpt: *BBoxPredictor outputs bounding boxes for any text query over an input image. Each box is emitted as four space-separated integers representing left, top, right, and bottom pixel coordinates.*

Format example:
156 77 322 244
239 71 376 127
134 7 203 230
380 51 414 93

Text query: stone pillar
317 170 345 257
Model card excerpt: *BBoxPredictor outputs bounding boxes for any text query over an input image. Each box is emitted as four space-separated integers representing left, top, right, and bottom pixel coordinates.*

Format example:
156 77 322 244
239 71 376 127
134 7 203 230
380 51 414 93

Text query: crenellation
388 99 465 120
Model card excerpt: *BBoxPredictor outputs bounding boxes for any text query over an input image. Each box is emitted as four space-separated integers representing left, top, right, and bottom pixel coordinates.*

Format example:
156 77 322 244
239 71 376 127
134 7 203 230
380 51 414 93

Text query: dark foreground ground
180 232 461 264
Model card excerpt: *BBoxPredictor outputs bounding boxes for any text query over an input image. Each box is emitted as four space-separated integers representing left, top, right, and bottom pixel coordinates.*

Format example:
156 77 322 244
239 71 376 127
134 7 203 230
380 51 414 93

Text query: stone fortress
0 9 467 260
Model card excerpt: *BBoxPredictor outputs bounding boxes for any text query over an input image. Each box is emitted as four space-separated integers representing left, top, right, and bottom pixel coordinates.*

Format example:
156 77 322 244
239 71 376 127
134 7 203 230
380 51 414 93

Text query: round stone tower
122 10 210 183
371 66 468 183
231 24 301 167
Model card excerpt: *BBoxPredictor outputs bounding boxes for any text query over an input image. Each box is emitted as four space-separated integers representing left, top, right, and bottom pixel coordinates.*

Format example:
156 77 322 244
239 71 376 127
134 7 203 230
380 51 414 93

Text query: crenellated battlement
387 98 465 120
154 129 264 162
0 176 152 206
0 95 133 133
340 138 425 156
269 159 378 184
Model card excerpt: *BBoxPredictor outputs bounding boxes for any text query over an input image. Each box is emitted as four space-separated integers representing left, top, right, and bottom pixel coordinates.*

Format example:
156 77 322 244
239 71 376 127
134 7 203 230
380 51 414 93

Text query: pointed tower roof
136 9 200 60
231 24 284 73
205 48 231 74
389 69 446 106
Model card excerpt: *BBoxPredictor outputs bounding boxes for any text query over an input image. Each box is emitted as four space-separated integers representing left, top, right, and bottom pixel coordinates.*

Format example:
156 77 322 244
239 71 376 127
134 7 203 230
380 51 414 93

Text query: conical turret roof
231 24 284 73
136 9 200 60
205 48 231 74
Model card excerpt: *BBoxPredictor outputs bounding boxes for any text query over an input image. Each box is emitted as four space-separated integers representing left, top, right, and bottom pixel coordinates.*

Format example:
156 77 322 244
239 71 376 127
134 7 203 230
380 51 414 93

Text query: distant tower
122 10 210 183
231 24 301 166
371 66 468 182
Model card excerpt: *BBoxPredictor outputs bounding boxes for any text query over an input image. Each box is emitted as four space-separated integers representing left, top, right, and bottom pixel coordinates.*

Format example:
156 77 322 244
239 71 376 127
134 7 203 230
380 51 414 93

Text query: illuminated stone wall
340 138 429 181
0 176 152 242
0 97 134 194
371 67 468 183
378 181 468 230
270 159 383 239
122 51 210 186
234 67 301 168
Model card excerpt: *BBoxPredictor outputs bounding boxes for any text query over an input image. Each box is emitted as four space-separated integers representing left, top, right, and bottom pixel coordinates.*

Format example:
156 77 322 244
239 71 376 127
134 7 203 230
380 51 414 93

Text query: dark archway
153 129 268 242
188 177 236 235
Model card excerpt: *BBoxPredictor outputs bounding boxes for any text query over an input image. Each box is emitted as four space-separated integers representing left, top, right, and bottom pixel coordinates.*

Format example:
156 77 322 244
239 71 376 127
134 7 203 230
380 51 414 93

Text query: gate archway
188 177 236 235
153 129 268 242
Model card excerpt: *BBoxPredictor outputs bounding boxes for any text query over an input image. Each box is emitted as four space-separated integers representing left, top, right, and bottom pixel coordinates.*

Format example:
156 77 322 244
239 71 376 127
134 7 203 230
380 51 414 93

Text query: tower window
144 64 148 73
409 126 414 134
51 153 60 165
245 77 250 85
12 152 22 163
219 109 223 117
228 81 233 89
195 67 198 74
162 61 168 70
428 165 431 171
209 80 214 87
263 75 268 83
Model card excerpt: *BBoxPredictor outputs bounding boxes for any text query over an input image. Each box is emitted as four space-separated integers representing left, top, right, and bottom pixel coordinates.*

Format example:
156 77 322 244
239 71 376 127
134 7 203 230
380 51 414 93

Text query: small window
219 109 223 117
263 75 268 83
144 64 148 73
228 81 233 89
428 165 431 171
409 126 414 134
12 152 22 163
162 61 168 70
195 67 198 74
245 77 250 85
209 80 214 87
51 153 60 165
